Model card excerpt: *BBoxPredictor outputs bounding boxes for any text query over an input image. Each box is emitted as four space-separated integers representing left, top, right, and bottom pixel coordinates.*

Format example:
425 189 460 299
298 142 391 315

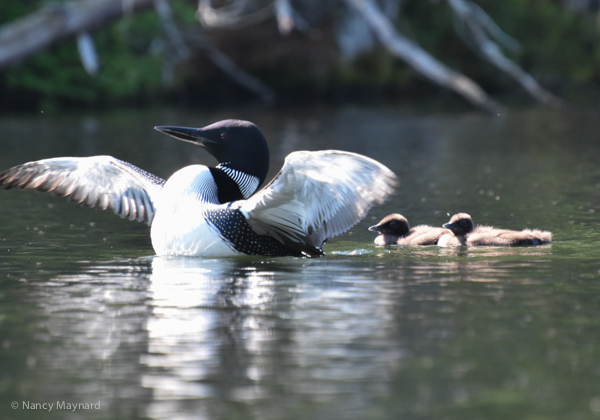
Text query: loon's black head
154 119 270 186
369 213 410 237
443 213 474 235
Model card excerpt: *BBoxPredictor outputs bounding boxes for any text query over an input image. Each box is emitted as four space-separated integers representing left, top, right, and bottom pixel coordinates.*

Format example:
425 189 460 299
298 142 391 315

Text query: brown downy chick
369 214 449 246
441 213 552 246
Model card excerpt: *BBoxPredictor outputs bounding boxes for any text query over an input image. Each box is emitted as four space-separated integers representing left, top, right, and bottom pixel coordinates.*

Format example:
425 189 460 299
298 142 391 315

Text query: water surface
1 106 600 420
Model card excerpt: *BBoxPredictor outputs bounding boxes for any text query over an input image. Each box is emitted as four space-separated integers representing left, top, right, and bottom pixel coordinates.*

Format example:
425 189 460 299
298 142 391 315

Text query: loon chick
0 119 397 257
440 213 552 246
369 213 449 245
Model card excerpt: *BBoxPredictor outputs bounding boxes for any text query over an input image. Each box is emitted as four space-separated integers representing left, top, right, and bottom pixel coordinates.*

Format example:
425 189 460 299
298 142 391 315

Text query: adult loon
0 119 397 257
369 213 449 246
439 212 552 246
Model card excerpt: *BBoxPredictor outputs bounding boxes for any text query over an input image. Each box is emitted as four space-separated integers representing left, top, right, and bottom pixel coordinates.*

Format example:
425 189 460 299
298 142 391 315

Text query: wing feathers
238 150 398 255
0 156 164 225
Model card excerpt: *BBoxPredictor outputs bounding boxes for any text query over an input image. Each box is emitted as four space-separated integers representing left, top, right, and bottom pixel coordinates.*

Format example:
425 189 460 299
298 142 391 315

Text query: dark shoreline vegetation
1 0 600 113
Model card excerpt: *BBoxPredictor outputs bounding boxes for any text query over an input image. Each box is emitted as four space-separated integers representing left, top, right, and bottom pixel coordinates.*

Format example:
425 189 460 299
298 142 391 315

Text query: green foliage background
0 0 599 111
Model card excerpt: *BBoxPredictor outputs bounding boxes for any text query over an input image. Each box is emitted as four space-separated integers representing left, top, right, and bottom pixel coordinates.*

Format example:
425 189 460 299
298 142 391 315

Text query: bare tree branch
155 0 190 60
446 0 563 108
0 0 562 110
76 32 99 75
192 1 276 101
186 31 276 102
343 0 503 113
197 0 273 30
275 0 294 35
453 1 521 53
0 0 155 69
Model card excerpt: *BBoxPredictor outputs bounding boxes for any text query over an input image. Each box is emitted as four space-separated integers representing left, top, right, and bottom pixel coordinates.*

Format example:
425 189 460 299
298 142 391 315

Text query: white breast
150 165 239 257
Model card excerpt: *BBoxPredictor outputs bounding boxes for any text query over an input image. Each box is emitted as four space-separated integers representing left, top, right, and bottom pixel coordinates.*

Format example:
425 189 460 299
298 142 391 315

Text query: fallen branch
186 31 276 102
446 0 563 108
0 0 274 101
197 0 273 30
76 32 99 75
154 0 190 60
343 0 503 113
0 0 562 110
0 0 154 68
275 0 294 35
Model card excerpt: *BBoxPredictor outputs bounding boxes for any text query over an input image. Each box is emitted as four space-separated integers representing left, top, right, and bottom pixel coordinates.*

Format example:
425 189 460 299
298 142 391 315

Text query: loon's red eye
221 132 228 139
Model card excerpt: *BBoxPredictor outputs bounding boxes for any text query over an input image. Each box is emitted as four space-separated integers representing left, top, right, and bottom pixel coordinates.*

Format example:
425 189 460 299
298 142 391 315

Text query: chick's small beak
369 225 382 232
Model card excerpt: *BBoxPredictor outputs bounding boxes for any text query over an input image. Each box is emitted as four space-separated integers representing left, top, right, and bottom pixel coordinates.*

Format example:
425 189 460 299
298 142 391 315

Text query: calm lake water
1 105 600 420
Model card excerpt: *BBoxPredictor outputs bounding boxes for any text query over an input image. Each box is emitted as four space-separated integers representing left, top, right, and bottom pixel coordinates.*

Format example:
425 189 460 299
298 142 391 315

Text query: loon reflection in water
0 119 397 257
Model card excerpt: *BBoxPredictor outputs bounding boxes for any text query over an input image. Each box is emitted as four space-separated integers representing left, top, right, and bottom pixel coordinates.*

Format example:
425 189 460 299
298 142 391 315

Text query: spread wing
0 156 165 225
234 150 398 255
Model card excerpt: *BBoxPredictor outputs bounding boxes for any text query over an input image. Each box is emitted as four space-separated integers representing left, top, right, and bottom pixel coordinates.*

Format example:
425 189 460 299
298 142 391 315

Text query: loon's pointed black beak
154 126 216 147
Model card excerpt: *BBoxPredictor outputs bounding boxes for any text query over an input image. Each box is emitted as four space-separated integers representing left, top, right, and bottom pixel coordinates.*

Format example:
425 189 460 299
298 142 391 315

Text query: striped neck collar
217 163 260 199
